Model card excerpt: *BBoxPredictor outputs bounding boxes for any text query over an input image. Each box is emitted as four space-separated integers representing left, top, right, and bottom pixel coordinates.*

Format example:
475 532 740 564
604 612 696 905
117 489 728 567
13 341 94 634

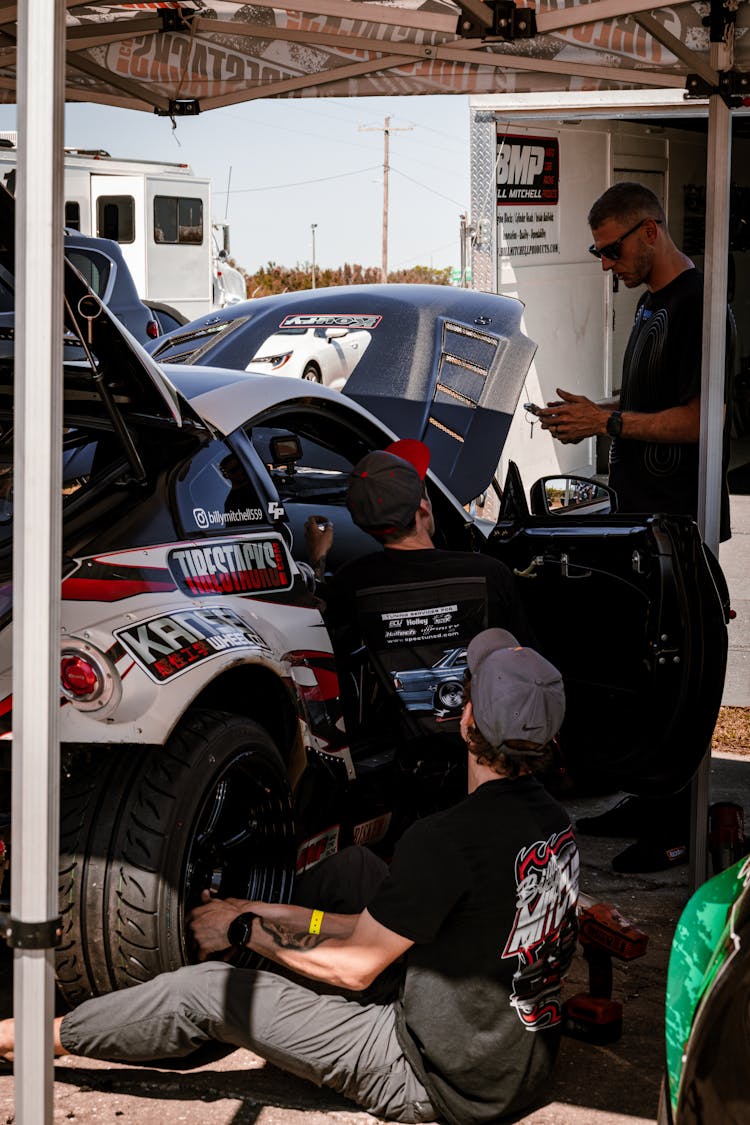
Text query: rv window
65 201 81 231
97 196 135 244
154 196 204 245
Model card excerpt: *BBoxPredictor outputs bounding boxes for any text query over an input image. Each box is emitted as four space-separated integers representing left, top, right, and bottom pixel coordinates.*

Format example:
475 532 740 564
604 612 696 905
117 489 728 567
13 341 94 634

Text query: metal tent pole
690 92 731 891
12 1 65 1120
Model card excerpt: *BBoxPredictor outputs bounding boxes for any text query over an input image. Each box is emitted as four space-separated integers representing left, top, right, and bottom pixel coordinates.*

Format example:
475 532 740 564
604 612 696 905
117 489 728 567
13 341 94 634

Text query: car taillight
61 655 101 700
146 319 160 339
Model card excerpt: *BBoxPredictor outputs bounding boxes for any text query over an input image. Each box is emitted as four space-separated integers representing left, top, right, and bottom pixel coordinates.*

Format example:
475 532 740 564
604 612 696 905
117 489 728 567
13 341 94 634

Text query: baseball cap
347 440 430 534
466 628 565 753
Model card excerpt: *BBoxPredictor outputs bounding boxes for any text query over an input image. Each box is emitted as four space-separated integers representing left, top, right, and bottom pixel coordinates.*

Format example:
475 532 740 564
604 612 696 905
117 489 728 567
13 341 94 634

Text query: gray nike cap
466 628 565 751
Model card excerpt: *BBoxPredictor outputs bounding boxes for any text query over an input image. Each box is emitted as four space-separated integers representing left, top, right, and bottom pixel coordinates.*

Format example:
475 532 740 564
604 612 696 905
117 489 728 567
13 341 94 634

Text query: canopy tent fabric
1 1 749 112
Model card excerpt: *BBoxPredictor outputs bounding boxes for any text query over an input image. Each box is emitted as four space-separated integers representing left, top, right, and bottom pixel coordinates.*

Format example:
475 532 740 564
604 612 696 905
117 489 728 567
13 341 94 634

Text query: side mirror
325 327 349 340
529 475 617 517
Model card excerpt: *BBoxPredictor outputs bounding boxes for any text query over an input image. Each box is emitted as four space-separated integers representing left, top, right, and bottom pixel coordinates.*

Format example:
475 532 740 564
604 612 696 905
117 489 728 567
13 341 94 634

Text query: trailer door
91 174 146 296
146 176 211 321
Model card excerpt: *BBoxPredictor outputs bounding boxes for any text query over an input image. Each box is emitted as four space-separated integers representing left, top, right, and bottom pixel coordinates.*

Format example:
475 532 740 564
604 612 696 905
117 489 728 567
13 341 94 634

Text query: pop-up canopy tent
3 1 750 109
4 1 746 1120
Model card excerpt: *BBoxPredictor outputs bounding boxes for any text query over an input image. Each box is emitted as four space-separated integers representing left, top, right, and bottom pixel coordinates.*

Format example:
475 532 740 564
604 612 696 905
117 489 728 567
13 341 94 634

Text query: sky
0 95 471 277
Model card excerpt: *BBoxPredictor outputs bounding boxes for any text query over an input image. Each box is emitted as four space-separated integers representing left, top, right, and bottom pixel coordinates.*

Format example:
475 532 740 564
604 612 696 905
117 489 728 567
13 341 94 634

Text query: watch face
227 912 254 948
607 412 623 438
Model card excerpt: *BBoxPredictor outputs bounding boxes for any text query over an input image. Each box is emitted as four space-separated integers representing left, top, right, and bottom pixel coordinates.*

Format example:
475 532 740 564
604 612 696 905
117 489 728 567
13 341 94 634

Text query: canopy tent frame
6 1 744 1119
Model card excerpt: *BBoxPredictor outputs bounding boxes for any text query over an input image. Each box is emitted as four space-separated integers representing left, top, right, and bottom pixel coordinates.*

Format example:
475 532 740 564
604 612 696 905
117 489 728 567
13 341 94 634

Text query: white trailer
469 94 750 496
0 136 245 320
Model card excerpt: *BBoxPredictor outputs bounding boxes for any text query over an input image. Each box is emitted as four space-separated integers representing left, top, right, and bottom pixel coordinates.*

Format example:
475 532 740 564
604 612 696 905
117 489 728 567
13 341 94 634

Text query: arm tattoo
259 917 330 951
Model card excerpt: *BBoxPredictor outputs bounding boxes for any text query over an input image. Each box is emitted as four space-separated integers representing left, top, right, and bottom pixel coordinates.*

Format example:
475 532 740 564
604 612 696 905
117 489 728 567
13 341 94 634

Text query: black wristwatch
606 410 623 438
227 911 258 949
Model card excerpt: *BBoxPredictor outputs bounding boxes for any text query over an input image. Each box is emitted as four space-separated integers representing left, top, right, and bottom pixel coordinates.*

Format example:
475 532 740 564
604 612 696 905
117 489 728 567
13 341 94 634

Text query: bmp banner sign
496 133 559 204
496 132 560 260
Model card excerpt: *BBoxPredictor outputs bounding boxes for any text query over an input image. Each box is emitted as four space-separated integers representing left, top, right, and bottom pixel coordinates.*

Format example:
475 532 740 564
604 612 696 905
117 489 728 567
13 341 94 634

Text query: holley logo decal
168 536 292 597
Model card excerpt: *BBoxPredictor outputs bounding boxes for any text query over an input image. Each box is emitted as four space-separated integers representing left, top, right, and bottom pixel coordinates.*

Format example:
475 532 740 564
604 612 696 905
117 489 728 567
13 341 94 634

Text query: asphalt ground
0 470 748 1124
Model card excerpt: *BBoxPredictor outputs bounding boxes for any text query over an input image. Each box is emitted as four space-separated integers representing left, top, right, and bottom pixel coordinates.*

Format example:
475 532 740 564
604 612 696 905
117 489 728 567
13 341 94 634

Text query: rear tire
57 711 295 1004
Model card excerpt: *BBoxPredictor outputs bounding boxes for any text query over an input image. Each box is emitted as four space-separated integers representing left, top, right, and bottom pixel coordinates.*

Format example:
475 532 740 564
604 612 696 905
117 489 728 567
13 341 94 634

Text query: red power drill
563 895 648 1044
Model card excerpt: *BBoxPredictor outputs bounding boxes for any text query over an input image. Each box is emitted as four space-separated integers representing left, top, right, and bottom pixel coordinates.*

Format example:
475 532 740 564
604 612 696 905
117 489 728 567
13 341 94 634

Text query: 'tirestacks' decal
168 535 292 597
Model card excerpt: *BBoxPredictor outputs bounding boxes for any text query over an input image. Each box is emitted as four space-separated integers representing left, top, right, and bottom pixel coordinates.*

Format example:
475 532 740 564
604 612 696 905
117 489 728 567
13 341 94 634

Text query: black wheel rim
182 748 293 947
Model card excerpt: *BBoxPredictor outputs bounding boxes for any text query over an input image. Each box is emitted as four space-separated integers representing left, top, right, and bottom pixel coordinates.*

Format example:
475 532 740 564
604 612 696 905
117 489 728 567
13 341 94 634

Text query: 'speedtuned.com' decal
168 535 292 597
115 606 270 683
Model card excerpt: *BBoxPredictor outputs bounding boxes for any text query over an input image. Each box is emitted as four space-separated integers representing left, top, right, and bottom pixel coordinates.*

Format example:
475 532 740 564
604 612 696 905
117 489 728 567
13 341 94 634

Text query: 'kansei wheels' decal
114 606 270 683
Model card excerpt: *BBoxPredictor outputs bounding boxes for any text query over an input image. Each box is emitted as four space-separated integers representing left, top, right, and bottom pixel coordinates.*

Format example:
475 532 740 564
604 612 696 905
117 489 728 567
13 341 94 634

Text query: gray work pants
59 848 436 1124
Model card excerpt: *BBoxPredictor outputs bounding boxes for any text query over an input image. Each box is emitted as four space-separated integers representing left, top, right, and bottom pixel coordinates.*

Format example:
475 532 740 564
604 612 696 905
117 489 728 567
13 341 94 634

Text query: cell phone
524 402 544 416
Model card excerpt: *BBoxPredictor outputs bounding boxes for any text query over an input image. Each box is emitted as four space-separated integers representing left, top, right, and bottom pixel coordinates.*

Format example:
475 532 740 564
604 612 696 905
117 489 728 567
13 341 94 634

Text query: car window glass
66 249 111 299
246 323 373 388
0 426 128 556
173 440 267 538
244 410 376 568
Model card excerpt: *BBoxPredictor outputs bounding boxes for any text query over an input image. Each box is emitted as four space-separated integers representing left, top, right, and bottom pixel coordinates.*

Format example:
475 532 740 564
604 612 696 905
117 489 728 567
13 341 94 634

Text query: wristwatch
227 911 258 949
606 410 623 438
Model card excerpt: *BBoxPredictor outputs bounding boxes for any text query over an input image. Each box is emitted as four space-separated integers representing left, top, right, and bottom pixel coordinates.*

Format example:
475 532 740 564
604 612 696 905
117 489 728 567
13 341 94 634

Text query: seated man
307 439 534 736
1 629 579 1125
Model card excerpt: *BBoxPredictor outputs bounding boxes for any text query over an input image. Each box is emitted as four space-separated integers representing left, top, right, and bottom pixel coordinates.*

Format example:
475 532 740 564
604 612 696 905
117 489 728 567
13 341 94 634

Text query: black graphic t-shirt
368 776 579 1125
611 268 731 539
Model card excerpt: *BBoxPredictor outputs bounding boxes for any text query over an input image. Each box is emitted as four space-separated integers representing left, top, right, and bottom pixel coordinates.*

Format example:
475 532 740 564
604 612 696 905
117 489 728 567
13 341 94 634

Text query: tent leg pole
13 2 65 1121
690 92 732 894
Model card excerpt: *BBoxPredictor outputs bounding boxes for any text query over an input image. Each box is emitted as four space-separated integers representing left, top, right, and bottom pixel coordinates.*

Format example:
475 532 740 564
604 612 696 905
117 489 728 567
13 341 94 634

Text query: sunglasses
588 217 661 261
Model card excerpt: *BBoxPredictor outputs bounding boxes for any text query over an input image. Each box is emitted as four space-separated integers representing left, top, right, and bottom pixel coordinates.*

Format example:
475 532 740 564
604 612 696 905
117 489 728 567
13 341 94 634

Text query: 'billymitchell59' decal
115 606 269 683
168 535 292 597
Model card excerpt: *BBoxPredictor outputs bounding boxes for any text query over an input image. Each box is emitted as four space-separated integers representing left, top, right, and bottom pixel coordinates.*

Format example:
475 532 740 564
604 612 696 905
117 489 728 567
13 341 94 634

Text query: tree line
236 261 452 298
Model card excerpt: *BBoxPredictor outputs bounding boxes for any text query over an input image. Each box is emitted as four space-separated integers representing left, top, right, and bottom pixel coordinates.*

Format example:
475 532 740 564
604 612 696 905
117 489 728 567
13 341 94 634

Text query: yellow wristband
309 909 324 935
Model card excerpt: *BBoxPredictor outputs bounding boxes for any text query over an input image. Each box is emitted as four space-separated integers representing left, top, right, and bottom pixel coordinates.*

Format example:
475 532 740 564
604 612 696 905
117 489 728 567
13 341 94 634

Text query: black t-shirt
325 547 534 734
368 776 579 1125
611 268 731 540
329 547 531 643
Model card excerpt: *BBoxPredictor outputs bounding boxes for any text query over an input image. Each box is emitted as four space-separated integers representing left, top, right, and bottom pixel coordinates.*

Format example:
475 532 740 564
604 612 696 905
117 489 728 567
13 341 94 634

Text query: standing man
0 630 579 1125
538 180 731 541
539 181 732 870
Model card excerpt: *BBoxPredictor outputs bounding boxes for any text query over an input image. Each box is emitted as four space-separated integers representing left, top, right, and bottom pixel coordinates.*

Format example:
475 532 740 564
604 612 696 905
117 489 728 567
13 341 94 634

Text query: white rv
0 136 246 321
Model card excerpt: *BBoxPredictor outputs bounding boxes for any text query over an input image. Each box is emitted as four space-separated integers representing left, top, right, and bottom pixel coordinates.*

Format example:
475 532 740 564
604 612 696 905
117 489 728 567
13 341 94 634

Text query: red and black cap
346 439 430 536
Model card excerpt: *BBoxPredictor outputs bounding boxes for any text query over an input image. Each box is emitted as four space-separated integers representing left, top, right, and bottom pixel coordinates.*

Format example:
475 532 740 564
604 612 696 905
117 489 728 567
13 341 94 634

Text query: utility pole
311 222 317 289
359 116 412 283
459 212 475 287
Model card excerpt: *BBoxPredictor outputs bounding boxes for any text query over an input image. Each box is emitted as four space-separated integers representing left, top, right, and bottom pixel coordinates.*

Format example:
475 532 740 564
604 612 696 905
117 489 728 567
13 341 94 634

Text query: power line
390 166 467 208
215 166 381 194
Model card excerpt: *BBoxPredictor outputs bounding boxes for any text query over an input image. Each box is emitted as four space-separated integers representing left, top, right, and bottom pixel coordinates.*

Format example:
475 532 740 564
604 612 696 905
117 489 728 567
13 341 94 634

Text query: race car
0 187 729 1007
